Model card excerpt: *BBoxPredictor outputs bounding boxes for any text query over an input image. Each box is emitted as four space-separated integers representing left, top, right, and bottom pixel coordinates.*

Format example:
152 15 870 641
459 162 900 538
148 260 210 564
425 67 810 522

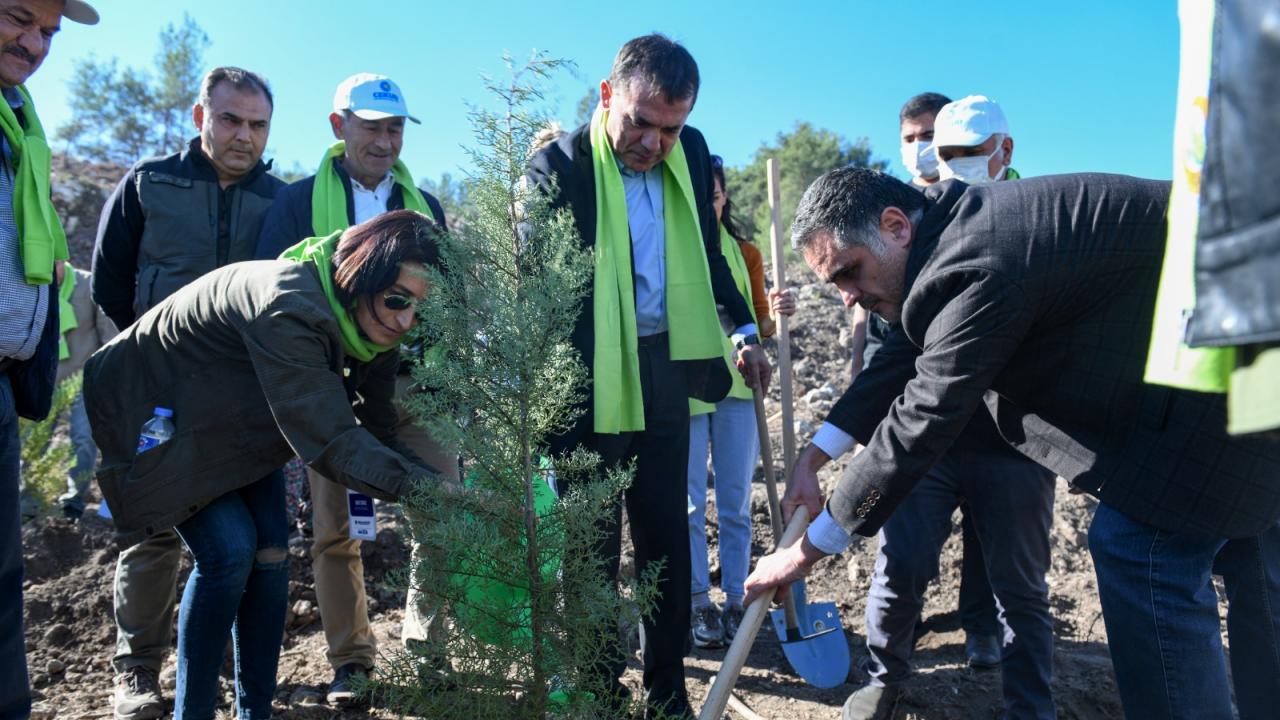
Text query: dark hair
711 156 750 245
609 33 700 105
791 167 926 253
898 92 951 124
200 66 274 109
331 210 443 306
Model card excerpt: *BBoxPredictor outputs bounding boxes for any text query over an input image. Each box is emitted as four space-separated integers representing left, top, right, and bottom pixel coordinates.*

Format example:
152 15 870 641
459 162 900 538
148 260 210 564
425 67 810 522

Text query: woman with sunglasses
687 157 776 648
84 209 443 719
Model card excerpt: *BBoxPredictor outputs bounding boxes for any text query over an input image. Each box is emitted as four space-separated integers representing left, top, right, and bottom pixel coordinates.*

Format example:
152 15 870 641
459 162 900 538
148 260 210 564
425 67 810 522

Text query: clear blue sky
28 0 1179 186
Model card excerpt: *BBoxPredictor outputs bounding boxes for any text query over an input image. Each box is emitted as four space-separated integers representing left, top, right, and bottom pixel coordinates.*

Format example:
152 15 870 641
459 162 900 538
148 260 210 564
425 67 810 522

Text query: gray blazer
825 173 1280 540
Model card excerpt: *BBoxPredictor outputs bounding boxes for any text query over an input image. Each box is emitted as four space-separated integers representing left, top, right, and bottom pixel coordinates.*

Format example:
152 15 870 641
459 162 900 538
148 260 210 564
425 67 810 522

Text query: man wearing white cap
933 95 1019 184
256 72 451 707
0 2 96 718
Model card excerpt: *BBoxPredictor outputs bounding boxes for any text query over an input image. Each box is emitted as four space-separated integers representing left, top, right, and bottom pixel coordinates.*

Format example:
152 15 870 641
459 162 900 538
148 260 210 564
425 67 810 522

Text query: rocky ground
21 268 1170 719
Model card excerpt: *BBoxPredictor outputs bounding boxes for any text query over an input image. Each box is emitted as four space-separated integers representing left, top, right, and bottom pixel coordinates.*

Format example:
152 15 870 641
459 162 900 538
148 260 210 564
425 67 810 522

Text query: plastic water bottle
136 408 175 455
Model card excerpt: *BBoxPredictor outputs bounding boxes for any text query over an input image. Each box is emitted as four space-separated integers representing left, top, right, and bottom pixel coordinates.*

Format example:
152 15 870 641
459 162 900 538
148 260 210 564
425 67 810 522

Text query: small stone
45 659 65 674
160 666 177 690
291 599 314 618
28 706 55 720
290 686 323 705
42 624 71 646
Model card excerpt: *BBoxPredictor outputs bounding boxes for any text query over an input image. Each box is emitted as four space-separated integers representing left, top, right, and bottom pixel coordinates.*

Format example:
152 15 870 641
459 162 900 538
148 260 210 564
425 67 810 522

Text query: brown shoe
113 666 164 720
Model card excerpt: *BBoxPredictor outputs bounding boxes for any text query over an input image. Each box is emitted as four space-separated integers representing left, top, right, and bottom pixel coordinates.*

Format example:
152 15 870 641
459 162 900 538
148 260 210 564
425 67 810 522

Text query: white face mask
938 137 1006 184
900 140 939 180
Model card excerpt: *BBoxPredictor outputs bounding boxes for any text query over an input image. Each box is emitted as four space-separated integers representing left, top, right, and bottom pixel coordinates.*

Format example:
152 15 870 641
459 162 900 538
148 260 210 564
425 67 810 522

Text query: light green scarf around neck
0 85 68 285
690 228 759 415
57 262 78 360
279 230 392 362
589 108 723 433
311 140 430 236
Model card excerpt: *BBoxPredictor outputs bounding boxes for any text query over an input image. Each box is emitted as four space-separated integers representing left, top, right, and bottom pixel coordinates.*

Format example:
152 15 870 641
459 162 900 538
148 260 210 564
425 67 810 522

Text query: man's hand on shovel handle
782 445 829 524
743 534 826 606
736 343 772 394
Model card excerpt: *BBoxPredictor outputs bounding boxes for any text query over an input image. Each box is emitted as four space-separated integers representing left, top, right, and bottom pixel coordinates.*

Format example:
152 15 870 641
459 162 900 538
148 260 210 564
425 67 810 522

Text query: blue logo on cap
379 81 391 92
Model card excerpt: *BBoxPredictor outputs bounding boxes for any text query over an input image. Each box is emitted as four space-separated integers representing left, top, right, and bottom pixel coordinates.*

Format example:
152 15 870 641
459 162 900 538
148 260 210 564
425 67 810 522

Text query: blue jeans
0 375 31 720
1089 503 1280 720
173 471 288 720
687 397 759 607
864 447 1057 720
57 392 97 516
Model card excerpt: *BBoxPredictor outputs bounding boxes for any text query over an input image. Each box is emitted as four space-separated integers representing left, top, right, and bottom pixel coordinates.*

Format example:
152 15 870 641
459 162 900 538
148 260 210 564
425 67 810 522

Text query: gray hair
791 167 926 254
199 66 273 109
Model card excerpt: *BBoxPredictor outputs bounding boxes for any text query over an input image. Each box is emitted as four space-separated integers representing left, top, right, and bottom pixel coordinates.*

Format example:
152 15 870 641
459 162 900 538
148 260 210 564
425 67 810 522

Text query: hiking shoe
690 604 724 649
326 663 372 707
113 666 164 720
721 603 745 643
840 682 900 720
965 632 1001 669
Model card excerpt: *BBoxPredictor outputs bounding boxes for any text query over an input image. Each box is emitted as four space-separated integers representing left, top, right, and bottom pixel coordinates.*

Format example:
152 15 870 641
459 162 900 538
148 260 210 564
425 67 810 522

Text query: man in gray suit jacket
744 168 1280 720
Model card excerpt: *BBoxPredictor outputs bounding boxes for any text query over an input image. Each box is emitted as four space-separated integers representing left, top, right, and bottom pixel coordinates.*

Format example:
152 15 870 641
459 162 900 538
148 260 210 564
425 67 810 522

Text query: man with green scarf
0 2 98 717
527 34 769 720
255 72 451 708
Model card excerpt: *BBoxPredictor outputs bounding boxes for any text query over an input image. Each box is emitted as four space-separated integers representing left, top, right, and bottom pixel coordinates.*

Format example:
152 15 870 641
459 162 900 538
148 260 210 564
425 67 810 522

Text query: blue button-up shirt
618 160 667 336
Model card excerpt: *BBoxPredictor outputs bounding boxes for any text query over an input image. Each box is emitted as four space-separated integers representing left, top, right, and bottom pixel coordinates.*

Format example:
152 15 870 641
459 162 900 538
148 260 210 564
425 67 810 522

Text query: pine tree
373 53 658 719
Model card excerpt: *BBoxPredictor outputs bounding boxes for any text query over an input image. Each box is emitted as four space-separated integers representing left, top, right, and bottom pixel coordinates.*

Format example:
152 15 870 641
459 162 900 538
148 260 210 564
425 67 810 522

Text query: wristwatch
735 333 761 350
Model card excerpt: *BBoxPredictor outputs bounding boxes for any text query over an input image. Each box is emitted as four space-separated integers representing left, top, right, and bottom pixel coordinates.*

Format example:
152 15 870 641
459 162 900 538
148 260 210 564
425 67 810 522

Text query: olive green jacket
84 259 427 546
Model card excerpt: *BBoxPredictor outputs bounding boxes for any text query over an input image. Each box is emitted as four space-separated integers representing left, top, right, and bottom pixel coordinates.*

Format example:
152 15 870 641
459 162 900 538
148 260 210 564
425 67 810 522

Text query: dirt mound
20 264 1134 719
50 153 128 270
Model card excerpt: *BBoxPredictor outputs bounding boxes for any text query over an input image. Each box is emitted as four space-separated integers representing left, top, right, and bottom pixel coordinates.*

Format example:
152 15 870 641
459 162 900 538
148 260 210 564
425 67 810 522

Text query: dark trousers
0 374 31 720
865 448 1057 720
573 335 691 710
958 507 1000 636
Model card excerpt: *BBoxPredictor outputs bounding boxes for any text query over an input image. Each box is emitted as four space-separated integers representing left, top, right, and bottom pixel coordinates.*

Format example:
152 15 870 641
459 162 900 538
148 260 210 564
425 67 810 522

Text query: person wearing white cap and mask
933 95 1020 184
0 1 95 718
255 73 452 708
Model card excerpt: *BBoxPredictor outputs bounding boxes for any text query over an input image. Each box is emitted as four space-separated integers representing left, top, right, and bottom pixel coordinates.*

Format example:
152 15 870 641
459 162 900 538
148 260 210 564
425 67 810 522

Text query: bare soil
22 274 1133 719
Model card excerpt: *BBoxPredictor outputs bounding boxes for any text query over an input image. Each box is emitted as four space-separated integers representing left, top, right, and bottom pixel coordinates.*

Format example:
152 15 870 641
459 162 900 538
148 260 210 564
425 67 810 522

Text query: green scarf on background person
690 228 758 415
57 262 78 360
310 140 430 236
0 85 68 285
280 230 392 362
589 108 723 434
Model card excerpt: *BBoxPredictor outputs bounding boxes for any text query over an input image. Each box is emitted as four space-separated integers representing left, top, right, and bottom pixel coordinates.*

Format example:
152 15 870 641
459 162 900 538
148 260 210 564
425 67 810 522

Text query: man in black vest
527 34 769 719
745 167 1280 720
92 66 282 720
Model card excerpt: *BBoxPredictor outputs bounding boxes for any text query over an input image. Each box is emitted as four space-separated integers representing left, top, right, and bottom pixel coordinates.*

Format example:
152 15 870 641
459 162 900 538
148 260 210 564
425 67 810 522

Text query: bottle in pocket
137 407 175 455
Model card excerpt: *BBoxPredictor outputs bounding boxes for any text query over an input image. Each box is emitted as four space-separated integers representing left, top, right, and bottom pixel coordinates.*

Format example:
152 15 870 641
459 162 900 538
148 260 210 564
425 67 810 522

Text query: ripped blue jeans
173 470 288 720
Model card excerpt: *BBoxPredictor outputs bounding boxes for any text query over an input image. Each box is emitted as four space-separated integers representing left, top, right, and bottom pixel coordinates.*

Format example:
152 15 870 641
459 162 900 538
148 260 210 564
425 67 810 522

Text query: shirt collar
3 87 23 110
351 171 394 194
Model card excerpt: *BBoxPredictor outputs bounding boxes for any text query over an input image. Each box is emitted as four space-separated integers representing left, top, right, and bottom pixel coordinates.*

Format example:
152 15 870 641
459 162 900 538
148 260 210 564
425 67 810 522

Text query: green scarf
690 229 759 415
279 231 392 362
589 108 723 433
0 85 68 285
311 141 430 236
57 262 78 360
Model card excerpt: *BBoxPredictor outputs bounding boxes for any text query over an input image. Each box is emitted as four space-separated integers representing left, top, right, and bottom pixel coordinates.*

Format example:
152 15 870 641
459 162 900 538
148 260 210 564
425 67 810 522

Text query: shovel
760 157 849 687
753 389 848 688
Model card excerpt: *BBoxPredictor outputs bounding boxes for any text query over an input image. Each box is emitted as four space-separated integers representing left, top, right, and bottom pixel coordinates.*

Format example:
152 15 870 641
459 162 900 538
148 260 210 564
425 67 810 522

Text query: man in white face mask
898 92 951 188
934 95 1019 184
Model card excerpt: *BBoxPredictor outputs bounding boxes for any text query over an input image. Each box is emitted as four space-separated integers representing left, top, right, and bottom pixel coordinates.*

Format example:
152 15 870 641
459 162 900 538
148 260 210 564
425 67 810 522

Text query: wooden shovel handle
754 389 800 631
699 505 810 720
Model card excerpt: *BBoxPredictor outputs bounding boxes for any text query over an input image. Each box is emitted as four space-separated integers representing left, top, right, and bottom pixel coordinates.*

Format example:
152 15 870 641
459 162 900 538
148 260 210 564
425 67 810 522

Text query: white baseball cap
63 0 99 24
332 73 421 125
933 95 1009 148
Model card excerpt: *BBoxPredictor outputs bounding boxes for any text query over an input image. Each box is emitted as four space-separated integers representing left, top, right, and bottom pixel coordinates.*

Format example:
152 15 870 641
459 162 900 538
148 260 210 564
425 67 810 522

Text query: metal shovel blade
768 580 850 689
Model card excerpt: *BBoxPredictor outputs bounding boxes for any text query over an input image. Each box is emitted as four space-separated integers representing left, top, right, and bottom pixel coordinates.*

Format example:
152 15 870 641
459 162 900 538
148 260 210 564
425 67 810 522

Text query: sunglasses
381 291 415 312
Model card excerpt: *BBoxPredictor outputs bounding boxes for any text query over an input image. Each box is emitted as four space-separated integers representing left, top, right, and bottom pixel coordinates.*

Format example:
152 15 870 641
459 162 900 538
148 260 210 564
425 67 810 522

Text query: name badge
347 490 376 541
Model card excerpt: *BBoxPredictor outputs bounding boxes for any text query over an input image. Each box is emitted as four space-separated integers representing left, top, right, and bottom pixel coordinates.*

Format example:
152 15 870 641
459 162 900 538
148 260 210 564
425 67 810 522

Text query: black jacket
826 174 1280 540
254 161 447 260
526 122 754 449
91 138 284 330
1186 0 1280 346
